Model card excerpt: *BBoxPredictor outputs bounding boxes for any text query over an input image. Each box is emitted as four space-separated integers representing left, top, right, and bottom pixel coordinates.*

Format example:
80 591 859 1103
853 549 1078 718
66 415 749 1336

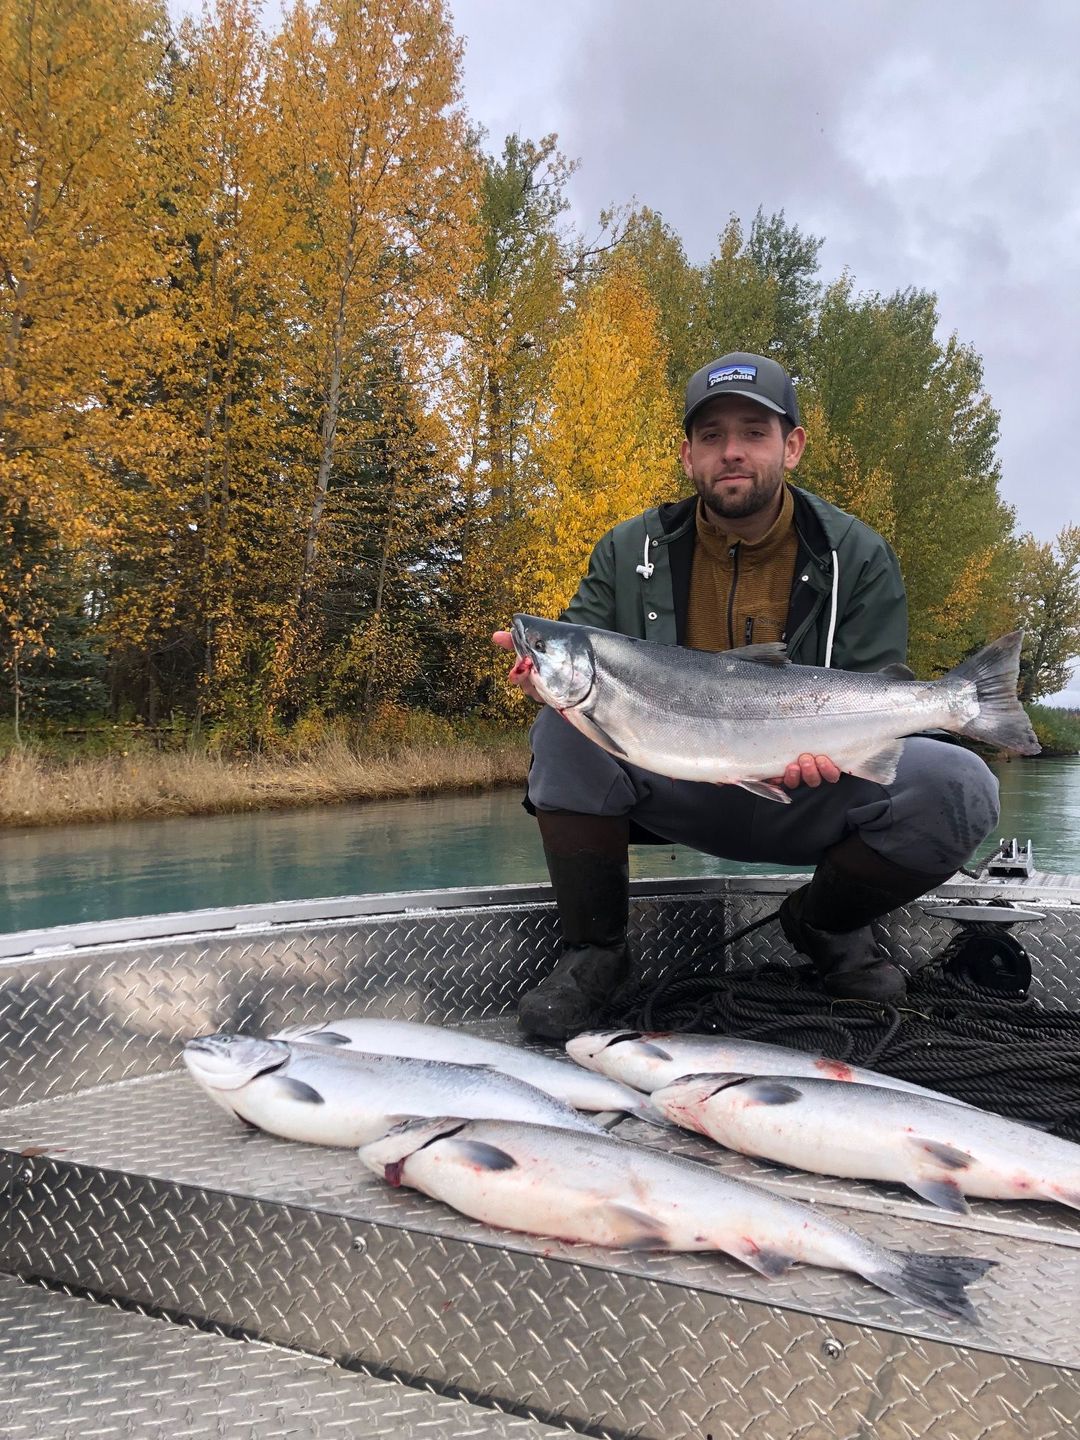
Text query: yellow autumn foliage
525 261 679 617
0 0 167 548
798 399 897 545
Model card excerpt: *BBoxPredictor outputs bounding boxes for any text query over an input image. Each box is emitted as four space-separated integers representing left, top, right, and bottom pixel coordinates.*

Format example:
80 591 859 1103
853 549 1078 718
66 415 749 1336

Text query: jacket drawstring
823 548 839 668
636 534 655 580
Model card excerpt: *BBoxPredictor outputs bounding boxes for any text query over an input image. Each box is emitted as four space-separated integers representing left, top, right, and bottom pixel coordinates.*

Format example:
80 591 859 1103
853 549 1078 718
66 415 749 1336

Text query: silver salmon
511 615 1039 801
567 1030 973 1106
650 1072 1080 1214
182 1033 605 1146
276 1016 655 1117
358 1116 993 1322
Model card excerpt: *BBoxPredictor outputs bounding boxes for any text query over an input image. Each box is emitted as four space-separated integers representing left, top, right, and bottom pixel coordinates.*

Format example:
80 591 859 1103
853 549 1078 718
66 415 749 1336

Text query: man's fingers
492 630 514 650
781 754 841 789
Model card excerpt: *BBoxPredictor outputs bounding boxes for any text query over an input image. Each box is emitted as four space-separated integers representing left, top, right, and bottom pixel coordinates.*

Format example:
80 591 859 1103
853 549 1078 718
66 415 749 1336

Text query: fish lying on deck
276 1016 655 1118
358 1116 994 1323
182 1033 605 1146
567 1030 973 1106
650 1073 1080 1214
511 615 1039 802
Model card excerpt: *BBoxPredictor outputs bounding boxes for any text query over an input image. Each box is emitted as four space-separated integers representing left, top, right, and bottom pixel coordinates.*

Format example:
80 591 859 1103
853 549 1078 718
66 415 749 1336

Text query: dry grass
0 735 531 829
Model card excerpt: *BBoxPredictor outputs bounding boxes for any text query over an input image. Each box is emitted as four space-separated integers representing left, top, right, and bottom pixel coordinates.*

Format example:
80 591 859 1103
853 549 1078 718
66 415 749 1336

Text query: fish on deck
567 1030 974 1106
650 1072 1080 1214
182 1033 606 1147
358 1115 994 1323
275 1015 655 1118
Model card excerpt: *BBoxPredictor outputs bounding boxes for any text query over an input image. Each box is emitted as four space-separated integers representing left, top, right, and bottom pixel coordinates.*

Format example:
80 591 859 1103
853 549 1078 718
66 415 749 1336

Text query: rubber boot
517 813 631 1041
778 834 956 1004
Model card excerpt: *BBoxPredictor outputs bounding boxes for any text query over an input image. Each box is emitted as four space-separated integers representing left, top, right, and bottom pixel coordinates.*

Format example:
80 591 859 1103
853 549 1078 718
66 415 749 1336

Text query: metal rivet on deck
351 1236 368 1254
821 1337 843 1361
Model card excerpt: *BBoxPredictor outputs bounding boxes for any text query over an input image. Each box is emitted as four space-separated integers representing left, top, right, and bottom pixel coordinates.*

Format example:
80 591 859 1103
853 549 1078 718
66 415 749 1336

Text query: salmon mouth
509 614 530 658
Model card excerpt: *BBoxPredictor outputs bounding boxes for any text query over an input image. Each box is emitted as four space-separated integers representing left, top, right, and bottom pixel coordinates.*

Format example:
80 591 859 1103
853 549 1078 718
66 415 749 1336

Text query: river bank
2 703 1075 831
0 732 531 829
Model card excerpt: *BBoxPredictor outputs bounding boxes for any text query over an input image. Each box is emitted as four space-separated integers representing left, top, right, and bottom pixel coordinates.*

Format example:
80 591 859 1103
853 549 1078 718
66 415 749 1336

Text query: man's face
680 396 806 522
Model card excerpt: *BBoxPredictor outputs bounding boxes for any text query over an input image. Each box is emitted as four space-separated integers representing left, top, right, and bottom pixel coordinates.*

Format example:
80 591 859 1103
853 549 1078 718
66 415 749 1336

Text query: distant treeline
2 0 1079 749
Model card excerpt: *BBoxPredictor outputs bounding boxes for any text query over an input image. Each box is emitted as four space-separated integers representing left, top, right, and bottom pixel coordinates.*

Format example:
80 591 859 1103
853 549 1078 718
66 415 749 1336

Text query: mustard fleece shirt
685 484 798 652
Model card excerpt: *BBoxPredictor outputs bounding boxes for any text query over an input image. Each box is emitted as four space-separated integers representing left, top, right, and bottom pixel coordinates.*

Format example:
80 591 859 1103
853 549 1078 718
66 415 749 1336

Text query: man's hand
776 754 842 790
492 629 544 704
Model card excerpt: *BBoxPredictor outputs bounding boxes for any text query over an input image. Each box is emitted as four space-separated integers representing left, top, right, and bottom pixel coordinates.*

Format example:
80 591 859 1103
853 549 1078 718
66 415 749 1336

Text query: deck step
0 1274 566 1440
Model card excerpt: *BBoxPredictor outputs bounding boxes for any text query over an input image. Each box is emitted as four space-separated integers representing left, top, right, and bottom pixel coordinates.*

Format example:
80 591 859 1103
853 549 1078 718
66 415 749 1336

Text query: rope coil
610 913 1080 1141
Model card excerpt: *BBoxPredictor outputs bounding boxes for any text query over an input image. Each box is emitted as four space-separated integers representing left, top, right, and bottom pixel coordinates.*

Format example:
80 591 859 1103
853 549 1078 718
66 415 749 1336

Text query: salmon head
183 1033 290 1091
510 614 595 709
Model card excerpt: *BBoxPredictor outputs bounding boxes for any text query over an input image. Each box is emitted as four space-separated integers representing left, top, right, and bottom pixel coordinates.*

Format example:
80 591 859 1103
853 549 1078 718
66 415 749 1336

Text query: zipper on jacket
727 544 740 649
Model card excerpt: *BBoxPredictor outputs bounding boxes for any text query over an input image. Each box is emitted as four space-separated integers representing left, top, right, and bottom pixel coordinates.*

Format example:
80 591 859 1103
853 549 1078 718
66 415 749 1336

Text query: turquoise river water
1 755 1077 935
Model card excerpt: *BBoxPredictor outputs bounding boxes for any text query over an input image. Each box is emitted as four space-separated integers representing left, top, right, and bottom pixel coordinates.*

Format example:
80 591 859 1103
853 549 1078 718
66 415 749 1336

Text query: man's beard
695 466 785 521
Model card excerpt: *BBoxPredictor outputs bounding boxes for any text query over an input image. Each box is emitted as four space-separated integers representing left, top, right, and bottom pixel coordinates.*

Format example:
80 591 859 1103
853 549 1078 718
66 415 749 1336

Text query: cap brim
684 389 787 431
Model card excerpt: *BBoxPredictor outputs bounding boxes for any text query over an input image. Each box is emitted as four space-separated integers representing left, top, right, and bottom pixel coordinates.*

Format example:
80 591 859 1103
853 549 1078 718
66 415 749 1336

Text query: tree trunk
12 650 21 748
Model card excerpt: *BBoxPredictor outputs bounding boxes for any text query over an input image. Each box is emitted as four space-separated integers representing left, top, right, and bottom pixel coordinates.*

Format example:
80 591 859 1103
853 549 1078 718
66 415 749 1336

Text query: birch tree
265 0 478 690
1014 524 1080 701
526 258 677 618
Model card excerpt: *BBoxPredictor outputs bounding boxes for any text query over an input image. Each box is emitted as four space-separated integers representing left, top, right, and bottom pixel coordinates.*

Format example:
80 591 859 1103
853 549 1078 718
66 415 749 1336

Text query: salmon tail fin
947 632 1041 755
866 1251 995 1324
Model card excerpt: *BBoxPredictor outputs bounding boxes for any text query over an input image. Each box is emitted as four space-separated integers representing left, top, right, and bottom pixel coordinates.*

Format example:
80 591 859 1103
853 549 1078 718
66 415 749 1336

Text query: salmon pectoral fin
742 1080 803 1105
842 740 907 786
906 1137 974 1213
916 1139 974 1170
572 711 629 757
446 1139 518 1172
728 1239 796 1279
1050 1186 1080 1212
733 780 792 805
271 1076 326 1104
635 1042 673 1060
597 1203 670 1250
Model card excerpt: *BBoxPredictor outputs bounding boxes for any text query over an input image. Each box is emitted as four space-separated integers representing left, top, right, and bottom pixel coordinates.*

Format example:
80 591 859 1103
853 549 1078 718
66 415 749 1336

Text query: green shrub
1027 704 1080 755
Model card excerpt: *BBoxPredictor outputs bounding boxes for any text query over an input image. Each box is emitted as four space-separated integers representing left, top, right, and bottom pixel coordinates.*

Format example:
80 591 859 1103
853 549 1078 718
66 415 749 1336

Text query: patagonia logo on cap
708 364 757 387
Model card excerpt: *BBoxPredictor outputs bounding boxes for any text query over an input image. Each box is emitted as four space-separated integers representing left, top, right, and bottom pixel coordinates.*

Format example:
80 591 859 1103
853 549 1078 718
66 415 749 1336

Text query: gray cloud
453 0 1079 551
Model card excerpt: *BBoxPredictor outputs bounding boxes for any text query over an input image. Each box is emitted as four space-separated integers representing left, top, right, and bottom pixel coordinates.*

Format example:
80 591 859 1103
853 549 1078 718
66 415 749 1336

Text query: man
494 351 1000 1041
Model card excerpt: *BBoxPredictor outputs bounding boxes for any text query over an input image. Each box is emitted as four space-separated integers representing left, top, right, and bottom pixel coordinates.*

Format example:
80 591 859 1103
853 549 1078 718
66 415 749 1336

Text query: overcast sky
169 0 1079 696
447 0 1079 699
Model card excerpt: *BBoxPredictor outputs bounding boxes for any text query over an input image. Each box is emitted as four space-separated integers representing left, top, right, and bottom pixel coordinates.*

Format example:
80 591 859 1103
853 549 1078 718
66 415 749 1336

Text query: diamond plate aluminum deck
0 1274 564 1439
2 879 1080 1440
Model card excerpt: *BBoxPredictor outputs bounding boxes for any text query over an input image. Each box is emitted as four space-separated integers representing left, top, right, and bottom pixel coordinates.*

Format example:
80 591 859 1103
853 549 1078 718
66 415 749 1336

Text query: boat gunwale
3 871 1079 963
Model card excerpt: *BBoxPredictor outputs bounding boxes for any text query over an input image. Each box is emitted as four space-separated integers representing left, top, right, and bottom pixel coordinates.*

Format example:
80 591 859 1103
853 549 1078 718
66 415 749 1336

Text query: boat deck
0 1273 562 1440
3 875 1080 1437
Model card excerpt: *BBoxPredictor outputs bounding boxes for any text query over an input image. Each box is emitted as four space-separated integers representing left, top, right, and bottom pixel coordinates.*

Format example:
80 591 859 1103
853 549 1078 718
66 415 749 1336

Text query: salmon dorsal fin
880 662 916 680
726 642 790 667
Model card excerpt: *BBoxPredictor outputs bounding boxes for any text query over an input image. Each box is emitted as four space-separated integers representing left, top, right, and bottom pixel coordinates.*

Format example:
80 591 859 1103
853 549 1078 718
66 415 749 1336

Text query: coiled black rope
609 911 1080 1141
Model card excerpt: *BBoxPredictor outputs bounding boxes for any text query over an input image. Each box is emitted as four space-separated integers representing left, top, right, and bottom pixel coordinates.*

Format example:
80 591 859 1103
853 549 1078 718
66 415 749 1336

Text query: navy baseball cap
683 351 801 434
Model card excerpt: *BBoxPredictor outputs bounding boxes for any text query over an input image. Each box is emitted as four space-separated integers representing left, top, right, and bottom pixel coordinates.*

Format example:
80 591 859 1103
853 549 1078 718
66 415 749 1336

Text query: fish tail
865 1251 995 1324
945 632 1041 755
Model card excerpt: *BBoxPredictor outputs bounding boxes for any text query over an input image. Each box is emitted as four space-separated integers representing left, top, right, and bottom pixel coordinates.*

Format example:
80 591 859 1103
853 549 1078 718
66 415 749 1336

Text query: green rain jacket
561 483 908 671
